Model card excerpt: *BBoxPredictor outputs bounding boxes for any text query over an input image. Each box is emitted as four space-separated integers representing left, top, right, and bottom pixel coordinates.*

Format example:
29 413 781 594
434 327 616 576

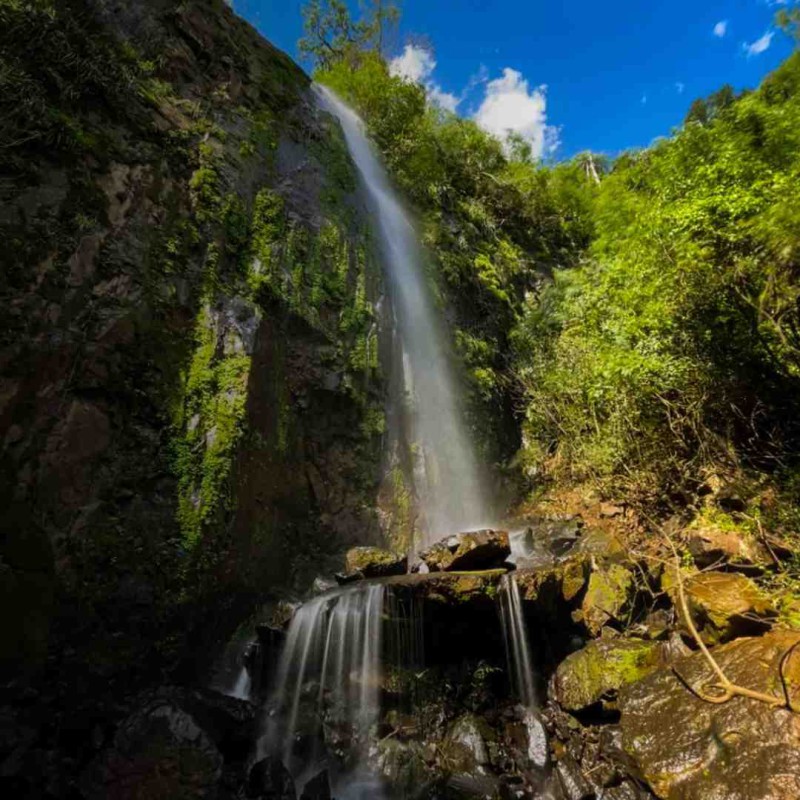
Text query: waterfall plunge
314 85 491 545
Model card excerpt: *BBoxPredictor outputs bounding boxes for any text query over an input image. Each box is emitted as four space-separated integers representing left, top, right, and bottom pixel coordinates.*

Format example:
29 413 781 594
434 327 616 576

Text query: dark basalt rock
420 530 511 572
80 693 224 800
246 755 295 799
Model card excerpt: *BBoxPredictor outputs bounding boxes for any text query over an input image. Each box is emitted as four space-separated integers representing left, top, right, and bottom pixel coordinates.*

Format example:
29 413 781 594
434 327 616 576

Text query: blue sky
234 0 796 160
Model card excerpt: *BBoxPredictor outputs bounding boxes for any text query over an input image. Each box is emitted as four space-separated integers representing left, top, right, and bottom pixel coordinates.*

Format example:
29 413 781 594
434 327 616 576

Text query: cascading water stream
261 584 388 798
499 573 537 709
314 84 491 545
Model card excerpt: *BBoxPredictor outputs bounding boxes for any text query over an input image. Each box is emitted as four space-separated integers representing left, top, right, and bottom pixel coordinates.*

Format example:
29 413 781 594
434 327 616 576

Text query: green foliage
515 53 800 499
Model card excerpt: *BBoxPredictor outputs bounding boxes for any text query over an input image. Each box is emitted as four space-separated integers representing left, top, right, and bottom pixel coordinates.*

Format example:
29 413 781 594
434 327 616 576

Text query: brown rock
419 529 510 572
620 631 800 800
340 546 407 580
684 524 769 569
663 568 775 643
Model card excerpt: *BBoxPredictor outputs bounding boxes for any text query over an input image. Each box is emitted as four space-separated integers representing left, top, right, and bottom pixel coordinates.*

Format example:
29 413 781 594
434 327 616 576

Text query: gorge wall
0 0 419 698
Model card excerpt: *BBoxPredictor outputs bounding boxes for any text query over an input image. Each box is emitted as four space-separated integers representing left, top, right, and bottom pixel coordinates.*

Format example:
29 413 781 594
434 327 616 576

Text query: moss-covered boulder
340 546 407 580
515 554 591 606
420 530 510 572
576 564 635 636
683 523 770 570
553 638 662 711
663 568 776 644
619 630 800 800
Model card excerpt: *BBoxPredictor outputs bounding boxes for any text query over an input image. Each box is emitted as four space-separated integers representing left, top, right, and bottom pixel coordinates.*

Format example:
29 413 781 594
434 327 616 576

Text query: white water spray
314 85 491 544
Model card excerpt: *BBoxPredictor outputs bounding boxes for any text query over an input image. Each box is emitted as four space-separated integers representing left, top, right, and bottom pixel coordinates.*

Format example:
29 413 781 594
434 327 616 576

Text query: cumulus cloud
714 20 728 38
474 68 558 159
744 30 774 56
389 44 460 112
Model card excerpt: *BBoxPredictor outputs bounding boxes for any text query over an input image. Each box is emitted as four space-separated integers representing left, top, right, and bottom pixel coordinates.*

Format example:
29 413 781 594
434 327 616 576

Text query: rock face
619 630 800 800
419 530 510 572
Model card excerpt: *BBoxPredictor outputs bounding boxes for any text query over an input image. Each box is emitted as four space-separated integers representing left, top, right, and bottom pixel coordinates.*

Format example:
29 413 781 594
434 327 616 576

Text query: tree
776 4 800 45
298 0 400 69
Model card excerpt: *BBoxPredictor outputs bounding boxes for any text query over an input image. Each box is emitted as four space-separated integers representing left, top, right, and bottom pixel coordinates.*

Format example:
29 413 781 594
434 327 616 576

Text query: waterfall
230 665 252 701
499 573 537 708
262 583 387 798
314 85 491 545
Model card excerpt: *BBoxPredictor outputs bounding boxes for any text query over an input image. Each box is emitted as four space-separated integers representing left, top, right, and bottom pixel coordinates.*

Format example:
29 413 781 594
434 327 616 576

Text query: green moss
555 638 661 710
173 306 252 548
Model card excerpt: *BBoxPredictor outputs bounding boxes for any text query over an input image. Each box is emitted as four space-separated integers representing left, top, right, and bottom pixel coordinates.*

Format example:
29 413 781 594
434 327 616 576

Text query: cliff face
0 0 397 690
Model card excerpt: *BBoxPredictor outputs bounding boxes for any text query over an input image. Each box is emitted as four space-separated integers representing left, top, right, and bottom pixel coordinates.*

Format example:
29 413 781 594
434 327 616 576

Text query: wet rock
246 755 295 799
555 755 593 799
663 568 775 643
376 737 433 795
577 564 635 636
619 630 800 799
504 706 548 772
177 687 257 760
81 696 223 799
524 515 585 558
553 638 662 711
337 546 407 582
420 530 510 572
445 713 493 771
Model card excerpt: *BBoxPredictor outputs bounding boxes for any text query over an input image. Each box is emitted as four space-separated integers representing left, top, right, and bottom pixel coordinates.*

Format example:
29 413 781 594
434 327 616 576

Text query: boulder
515 555 591 607
420 530 510 573
574 528 627 562
663 568 775 643
555 755 594 800
504 707 548 772
684 524 769 570
246 756 295 799
81 696 223 800
553 638 662 711
619 630 800 800
577 564 635 636
336 546 407 583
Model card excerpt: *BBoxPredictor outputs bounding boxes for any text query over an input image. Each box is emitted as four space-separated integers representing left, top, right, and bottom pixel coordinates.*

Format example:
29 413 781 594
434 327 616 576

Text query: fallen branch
641 511 796 712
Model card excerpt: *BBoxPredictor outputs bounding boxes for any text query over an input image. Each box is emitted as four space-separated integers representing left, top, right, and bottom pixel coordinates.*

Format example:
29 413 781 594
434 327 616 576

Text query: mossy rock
553 638 662 711
342 546 407 579
515 554 591 606
576 564 635 636
663 568 776 644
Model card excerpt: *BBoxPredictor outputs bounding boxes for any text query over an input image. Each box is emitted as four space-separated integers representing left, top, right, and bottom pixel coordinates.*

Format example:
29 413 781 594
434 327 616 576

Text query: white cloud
714 20 728 38
474 68 558 159
641 94 648 105
675 82 685 94
744 30 774 56
389 44 436 83
389 44 460 112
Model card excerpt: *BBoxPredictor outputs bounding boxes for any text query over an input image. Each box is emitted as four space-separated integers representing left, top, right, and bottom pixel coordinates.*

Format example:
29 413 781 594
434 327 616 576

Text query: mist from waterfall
314 84 492 545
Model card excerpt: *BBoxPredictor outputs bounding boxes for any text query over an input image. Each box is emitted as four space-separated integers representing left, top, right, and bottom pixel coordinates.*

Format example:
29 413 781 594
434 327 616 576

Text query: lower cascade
253 563 549 800
261 584 390 798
